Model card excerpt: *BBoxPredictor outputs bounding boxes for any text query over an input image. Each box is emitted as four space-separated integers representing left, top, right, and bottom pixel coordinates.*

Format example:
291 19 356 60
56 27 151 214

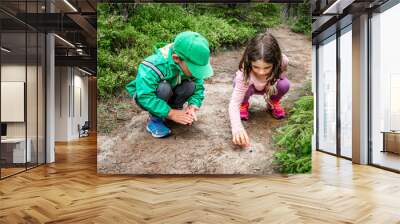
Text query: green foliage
188 4 282 33
290 14 311 36
283 0 311 35
302 78 313 95
97 3 283 99
273 152 311 173
273 89 313 173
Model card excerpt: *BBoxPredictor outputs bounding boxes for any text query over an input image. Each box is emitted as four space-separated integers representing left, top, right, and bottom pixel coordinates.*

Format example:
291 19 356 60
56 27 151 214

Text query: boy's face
172 54 192 77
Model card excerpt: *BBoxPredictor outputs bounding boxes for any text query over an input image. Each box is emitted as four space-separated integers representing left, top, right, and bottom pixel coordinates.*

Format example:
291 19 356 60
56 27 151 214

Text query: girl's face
251 59 273 80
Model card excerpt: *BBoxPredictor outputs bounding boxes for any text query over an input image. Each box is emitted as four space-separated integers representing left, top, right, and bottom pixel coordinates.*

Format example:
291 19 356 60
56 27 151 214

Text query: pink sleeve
280 54 289 79
229 70 248 134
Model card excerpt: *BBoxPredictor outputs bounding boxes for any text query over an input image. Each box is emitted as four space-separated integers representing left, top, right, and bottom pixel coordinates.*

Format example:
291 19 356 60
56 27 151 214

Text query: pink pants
236 77 291 104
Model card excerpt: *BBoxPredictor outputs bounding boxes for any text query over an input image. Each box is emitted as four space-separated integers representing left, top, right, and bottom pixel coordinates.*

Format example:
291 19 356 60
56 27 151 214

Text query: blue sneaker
146 116 171 138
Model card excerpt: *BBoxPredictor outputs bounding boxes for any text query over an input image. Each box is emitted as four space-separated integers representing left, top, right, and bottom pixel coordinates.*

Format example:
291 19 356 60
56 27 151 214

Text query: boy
126 31 213 138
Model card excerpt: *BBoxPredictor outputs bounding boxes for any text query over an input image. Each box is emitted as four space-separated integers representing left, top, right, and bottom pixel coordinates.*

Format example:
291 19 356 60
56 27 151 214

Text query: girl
229 33 290 147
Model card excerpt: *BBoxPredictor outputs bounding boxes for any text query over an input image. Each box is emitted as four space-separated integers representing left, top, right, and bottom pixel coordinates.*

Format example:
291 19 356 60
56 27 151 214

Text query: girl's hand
232 130 250 147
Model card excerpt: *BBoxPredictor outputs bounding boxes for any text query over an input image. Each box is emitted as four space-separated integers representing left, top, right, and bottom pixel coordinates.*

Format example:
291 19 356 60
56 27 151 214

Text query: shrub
97 3 283 99
285 0 311 35
290 15 311 35
273 93 313 173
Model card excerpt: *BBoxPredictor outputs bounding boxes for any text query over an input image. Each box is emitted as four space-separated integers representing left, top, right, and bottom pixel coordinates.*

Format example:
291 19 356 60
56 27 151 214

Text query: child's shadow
165 120 210 140
244 109 273 125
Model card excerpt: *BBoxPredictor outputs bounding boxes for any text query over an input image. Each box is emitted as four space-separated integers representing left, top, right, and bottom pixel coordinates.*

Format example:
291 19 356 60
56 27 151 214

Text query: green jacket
125 44 205 118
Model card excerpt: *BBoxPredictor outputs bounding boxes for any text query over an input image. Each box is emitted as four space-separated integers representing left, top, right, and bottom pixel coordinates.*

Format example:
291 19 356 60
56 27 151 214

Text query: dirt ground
97 26 312 174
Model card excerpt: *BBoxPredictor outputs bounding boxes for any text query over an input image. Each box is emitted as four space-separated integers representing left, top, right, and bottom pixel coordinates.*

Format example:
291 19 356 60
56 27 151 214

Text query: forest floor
97 26 312 174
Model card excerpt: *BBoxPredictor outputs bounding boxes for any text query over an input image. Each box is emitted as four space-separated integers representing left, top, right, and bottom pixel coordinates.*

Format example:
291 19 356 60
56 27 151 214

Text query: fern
273 93 313 173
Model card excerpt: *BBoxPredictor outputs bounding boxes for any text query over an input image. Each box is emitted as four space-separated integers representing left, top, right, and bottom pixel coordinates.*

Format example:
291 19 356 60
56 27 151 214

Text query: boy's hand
232 130 250 147
184 105 199 122
167 109 194 125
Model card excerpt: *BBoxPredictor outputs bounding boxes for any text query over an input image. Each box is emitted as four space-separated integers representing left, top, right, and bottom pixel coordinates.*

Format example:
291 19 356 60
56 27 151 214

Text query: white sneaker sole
146 125 171 138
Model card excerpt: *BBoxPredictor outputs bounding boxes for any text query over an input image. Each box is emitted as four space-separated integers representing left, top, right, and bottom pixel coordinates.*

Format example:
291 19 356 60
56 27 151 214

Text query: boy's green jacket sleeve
126 79 136 97
132 65 171 118
187 78 205 108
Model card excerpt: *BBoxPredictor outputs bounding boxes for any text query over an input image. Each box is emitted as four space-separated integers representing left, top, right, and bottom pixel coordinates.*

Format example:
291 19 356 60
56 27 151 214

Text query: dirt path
98 26 311 174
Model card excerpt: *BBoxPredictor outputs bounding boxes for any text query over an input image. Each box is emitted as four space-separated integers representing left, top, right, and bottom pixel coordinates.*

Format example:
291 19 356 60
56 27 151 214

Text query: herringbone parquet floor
1 135 400 224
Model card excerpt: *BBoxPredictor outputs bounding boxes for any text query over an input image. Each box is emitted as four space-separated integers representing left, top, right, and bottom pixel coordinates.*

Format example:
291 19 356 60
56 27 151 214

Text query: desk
381 131 400 154
1 138 31 163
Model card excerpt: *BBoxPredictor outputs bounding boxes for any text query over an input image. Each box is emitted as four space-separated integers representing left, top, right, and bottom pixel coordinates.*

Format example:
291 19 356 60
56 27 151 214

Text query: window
370 2 400 171
0 2 46 179
339 25 352 158
317 35 337 154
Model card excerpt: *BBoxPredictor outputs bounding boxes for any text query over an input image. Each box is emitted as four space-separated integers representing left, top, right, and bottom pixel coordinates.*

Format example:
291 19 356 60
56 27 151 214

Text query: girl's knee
277 78 290 94
242 85 256 103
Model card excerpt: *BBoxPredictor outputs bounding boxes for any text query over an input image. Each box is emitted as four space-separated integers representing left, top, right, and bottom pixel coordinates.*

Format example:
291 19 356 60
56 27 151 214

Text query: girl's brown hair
239 33 282 104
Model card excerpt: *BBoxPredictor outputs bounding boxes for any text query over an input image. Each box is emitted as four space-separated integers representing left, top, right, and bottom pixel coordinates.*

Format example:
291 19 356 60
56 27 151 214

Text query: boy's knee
176 80 195 97
277 77 290 94
156 81 173 102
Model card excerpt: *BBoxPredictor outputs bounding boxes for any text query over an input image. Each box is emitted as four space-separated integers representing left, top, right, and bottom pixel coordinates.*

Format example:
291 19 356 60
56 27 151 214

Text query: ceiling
0 0 97 75
311 0 389 40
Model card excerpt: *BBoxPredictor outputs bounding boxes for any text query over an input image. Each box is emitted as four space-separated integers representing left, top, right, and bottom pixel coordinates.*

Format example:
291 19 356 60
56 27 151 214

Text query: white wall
75 69 89 139
1 65 40 138
55 66 69 141
54 67 89 141
1 63 46 164
1 65 25 130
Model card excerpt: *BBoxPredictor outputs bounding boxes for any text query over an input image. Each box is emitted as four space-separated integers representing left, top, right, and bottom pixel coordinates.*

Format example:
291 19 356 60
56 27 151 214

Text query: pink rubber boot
269 99 286 119
240 102 250 120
